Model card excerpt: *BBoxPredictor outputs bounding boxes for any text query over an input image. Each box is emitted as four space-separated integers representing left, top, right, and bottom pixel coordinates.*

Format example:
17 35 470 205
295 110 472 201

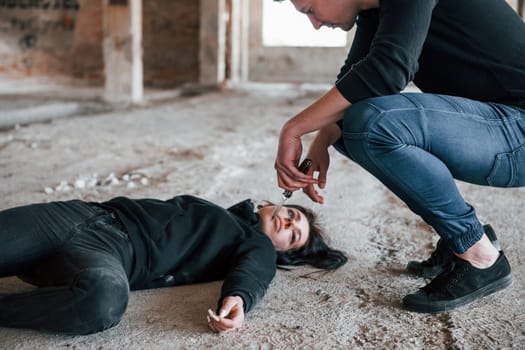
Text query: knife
271 158 313 219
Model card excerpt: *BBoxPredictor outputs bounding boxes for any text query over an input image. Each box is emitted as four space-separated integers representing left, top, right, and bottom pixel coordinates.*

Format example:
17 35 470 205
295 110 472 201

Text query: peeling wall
0 0 85 78
0 0 200 86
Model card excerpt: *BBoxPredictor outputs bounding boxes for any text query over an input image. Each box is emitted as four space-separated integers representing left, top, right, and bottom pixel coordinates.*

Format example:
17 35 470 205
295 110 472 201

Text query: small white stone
74 178 86 189
102 172 119 186
56 181 72 192
86 173 99 188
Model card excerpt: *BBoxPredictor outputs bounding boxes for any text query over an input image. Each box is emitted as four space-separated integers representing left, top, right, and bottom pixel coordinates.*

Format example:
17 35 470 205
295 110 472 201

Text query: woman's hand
207 296 244 333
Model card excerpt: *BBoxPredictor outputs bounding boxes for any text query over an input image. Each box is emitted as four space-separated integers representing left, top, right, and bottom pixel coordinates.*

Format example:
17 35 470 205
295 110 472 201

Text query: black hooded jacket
101 195 276 312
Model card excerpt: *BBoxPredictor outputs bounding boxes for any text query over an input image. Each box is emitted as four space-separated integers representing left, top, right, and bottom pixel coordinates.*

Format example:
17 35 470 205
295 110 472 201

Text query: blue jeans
336 93 525 253
0 200 134 334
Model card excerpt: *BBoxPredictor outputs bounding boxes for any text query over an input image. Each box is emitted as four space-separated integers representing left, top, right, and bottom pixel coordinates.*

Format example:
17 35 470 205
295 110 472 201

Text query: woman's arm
208 238 276 332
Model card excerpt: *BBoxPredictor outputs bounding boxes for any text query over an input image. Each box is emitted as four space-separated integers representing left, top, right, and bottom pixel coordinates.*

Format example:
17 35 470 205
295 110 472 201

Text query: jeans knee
343 97 426 160
73 268 130 334
341 102 388 164
342 99 384 135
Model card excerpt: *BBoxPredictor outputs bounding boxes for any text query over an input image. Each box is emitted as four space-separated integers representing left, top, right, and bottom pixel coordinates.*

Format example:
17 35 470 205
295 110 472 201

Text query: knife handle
282 158 313 198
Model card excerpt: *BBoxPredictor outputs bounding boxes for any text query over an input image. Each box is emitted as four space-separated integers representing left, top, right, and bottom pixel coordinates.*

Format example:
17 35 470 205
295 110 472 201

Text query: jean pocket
487 143 525 187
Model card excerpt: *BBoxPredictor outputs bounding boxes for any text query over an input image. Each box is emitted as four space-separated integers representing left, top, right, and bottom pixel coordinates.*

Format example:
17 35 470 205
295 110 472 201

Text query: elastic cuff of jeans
448 222 484 254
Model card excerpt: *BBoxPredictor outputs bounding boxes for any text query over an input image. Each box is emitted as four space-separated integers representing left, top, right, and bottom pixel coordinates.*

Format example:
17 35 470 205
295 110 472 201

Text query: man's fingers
276 164 318 191
317 168 327 189
303 184 324 204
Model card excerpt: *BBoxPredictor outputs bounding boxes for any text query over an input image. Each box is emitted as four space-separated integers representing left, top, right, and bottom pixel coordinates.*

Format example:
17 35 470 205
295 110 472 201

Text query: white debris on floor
44 172 150 194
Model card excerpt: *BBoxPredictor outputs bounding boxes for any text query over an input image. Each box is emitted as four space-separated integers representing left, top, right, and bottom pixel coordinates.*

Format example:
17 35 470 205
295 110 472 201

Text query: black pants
0 200 134 335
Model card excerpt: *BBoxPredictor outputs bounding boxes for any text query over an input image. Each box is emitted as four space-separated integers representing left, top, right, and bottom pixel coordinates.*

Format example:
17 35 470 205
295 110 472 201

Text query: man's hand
303 123 342 204
274 86 349 196
275 124 318 193
207 296 244 333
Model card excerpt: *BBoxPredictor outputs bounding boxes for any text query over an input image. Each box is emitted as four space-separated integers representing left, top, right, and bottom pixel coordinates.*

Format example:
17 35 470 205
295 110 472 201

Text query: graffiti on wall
7 16 76 33
0 0 79 10
1 16 77 49
0 0 79 50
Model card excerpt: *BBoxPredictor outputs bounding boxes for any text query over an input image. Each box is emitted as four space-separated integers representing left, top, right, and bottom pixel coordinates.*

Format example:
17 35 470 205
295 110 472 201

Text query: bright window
262 1 348 47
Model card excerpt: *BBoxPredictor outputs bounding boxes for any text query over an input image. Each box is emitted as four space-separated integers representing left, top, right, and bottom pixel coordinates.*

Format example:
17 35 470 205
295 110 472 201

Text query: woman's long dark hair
276 204 347 271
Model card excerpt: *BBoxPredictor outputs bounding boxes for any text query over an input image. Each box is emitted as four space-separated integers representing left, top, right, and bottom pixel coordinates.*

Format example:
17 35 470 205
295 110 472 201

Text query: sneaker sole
403 273 513 314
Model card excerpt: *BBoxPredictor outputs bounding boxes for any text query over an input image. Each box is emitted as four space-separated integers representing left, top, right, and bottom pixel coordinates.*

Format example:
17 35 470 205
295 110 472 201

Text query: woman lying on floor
0 194 347 335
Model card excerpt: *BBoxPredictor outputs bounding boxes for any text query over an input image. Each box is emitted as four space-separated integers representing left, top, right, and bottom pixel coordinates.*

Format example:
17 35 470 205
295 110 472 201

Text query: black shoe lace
422 259 466 294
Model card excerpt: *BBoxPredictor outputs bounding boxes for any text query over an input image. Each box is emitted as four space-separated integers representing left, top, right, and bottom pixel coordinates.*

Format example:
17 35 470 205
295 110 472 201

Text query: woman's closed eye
290 230 298 245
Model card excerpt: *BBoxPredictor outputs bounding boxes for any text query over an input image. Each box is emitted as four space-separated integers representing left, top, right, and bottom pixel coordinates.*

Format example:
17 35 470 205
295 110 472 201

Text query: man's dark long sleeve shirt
336 0 525 108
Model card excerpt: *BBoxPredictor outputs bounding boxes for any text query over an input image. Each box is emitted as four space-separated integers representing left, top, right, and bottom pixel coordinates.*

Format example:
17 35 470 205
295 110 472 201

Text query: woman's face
258 205 310 252
289 0 379 31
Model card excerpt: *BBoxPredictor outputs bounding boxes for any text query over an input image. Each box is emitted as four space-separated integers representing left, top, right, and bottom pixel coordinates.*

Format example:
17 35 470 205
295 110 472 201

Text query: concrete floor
0 78 524 349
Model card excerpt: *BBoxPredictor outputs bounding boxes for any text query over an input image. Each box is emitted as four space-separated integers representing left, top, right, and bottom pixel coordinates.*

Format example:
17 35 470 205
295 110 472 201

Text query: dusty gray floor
0 79 524 349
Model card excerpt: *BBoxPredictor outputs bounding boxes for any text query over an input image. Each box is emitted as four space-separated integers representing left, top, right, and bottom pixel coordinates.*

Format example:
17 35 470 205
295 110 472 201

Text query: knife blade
271 158 312 219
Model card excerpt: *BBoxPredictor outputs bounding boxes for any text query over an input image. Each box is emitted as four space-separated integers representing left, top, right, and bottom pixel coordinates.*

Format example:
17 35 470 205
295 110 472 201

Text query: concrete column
102 0 143 104
199 0 227 86
229 0 249 83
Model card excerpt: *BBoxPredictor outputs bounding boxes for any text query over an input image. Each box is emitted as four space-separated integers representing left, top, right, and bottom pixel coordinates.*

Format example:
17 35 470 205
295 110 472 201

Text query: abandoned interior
0 0 524 349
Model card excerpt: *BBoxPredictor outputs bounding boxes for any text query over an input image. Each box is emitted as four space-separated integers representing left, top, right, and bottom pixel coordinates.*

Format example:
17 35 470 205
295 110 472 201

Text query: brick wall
143 1 199 87
0 0 200 86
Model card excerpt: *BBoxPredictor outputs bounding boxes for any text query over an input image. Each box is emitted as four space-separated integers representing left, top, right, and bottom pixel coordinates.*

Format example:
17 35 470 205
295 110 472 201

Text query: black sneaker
403 252 513 313
406 224 500 278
